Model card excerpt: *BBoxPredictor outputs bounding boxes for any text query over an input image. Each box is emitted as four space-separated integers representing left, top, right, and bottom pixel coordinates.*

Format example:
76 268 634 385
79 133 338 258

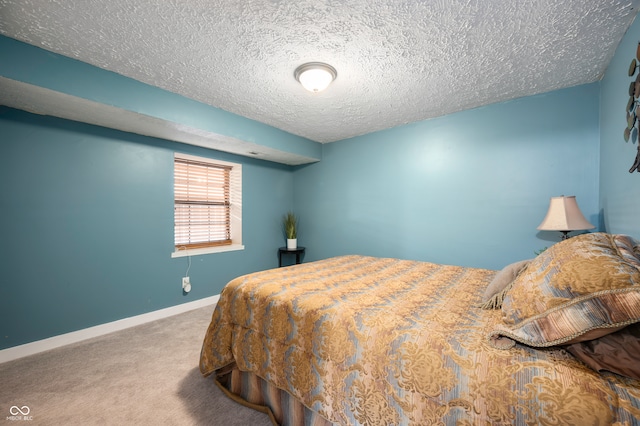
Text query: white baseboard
0 295 220 364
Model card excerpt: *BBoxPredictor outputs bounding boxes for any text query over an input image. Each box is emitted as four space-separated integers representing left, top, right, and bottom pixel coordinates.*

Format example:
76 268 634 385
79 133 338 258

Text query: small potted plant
282 211 298 250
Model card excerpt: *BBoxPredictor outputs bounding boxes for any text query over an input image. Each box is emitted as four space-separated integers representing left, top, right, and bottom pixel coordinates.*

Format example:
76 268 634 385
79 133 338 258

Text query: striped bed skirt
214 363 333 426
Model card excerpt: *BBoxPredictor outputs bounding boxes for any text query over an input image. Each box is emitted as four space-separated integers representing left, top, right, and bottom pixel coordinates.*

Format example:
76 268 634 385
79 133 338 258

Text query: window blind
174 157 232 249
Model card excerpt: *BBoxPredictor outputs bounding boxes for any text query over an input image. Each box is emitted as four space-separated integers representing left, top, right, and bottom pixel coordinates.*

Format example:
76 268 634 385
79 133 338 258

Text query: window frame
171 153 243 258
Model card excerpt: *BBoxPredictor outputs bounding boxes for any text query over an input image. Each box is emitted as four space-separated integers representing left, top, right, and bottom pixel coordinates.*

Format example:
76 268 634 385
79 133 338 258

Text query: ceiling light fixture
294 62 337 93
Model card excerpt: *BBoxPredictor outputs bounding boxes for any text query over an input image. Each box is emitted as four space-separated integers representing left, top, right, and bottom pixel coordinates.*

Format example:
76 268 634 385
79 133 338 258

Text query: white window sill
171 244 245 258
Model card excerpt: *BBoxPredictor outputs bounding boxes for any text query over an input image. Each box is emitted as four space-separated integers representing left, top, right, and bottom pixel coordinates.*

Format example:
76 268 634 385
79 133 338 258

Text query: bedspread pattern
200 255 640 425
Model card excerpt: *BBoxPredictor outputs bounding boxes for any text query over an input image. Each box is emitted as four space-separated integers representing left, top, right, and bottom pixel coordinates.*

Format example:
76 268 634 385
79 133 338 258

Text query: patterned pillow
488 233 640 349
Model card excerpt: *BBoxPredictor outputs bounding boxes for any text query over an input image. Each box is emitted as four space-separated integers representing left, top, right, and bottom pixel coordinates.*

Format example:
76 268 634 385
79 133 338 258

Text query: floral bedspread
200 255 640 425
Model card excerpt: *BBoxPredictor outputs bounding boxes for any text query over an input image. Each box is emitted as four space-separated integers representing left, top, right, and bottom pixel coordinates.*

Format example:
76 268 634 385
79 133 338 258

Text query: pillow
564 322 640 380
488 233 640 349
480 259 531 308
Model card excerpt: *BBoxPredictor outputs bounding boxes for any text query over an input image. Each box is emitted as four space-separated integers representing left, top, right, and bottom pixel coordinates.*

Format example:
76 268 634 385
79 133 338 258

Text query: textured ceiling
0 0 639 144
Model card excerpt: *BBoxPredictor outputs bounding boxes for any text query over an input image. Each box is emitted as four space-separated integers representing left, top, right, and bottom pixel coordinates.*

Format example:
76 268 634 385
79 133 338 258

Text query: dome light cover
294 62 337 93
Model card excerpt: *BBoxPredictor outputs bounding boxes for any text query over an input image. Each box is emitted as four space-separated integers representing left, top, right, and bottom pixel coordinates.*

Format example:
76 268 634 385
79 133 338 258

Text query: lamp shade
537 196 595 232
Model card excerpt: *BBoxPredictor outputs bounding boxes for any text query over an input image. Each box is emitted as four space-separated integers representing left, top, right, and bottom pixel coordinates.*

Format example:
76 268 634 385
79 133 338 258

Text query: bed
200 232 640 425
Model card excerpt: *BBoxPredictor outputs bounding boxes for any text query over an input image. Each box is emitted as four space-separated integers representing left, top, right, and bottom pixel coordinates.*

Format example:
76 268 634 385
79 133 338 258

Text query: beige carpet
0 305 272 425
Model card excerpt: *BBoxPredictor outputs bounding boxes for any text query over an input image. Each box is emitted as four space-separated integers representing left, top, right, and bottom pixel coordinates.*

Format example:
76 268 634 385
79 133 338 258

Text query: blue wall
0 107 294 350
600 16 640 239
293 84 601 270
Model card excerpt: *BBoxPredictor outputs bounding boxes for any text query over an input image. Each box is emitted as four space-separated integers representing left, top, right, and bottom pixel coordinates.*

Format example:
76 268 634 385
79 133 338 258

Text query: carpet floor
0 305 273 425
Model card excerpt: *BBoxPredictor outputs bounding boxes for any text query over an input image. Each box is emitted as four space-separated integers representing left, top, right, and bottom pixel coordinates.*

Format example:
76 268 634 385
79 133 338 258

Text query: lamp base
560 231 570 240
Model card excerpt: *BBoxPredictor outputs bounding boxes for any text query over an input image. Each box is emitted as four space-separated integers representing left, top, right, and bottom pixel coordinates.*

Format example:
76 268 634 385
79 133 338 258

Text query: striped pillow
489 233 640 349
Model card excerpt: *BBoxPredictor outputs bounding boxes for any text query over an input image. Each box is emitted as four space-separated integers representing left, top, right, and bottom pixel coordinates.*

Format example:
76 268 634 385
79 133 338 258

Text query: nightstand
278 247 305 267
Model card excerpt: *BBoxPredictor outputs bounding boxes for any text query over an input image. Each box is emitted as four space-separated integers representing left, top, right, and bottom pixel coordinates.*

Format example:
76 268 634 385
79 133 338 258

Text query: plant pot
287 238 297 250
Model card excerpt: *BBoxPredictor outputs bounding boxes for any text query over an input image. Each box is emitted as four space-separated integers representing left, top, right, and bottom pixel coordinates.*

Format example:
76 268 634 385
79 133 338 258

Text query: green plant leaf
282 211 298 239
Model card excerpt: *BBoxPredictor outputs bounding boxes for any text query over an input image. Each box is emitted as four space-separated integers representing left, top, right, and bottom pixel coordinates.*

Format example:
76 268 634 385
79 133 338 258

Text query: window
172 153 242 257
